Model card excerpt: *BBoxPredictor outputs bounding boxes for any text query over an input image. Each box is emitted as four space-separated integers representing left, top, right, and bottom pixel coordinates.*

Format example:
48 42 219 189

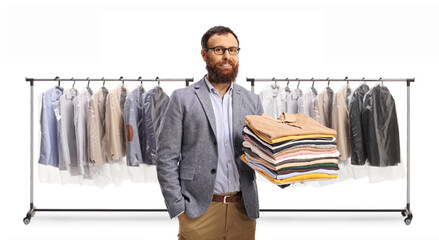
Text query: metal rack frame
24 76 414 225
246 77 414 225
24 76 193 225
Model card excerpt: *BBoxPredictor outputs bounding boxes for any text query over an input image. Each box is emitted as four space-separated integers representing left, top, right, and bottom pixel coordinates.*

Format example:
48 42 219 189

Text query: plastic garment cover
286 88 303 114
142 86 170 165
348 84 370 165
362 84 400 166
123 86 159 183
124 86 146 166
73 87 93 179
88 87 109 166
276 87 291 115
298 87 317 118
259 84 284 118
87 86 129 187
331 85 352 161
39 86 64 167
57 88 79 175
313 87 334 128
105 85 129 161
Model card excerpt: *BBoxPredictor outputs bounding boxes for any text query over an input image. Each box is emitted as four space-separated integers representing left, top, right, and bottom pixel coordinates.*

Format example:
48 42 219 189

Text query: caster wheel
401 211 406 217
23 218 30 225
404 218 411 225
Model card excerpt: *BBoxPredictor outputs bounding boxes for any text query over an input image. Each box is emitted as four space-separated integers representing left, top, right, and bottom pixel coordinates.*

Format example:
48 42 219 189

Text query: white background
1 0 439 239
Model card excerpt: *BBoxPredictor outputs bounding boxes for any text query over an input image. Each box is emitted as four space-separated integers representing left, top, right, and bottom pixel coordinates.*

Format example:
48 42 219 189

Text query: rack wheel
401 211 406 217
23 217 30 225
404 218 411 225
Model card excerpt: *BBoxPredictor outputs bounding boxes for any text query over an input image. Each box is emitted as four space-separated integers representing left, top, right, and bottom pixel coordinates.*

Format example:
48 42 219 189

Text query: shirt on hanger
286 88 303 114
73 87 93 178
57 88 79 175
259 83 284 118
39 86 64 168
298 87 318 118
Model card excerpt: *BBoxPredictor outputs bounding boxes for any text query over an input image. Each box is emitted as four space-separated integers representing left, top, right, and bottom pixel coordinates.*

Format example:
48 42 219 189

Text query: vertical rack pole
407 81 410 206
406 80 411 213
402 79 413 225
30 79 34 208
24 78 36 224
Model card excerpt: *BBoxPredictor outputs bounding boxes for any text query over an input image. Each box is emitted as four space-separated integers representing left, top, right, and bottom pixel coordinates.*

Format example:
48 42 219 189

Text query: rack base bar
24 206 413 225
35 208 168 212
260 209 404 212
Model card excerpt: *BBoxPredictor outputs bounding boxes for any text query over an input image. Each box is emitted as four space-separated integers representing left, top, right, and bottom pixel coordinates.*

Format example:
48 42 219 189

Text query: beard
205 56 239 84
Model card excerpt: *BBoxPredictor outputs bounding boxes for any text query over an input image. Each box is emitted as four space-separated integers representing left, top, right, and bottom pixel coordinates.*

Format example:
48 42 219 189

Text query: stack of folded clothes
240 112 340 186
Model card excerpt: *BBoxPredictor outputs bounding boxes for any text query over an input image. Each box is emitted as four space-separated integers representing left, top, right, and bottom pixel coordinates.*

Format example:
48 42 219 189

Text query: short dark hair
201 26 239 50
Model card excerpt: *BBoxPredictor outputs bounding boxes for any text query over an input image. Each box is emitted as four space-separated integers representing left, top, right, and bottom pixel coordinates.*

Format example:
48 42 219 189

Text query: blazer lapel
194 79 217 139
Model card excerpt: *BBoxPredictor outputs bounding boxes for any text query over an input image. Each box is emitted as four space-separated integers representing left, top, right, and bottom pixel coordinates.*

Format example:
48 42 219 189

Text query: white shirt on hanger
286 88 303 114
259 83 284 118
299 87 318 119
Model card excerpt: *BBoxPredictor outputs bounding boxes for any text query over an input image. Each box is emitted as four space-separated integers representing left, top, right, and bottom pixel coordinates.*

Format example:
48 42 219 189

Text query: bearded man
156 26 263 240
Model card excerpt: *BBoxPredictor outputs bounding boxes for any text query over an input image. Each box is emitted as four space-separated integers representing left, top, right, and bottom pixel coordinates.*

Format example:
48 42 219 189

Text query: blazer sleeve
256 94 264 116
156 90 185 219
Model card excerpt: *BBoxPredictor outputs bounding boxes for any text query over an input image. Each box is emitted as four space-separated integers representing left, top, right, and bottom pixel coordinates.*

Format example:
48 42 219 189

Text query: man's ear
201 49 207 62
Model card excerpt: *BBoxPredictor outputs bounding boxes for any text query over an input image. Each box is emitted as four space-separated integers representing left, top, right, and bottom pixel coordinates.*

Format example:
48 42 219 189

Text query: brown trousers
178 194 256 240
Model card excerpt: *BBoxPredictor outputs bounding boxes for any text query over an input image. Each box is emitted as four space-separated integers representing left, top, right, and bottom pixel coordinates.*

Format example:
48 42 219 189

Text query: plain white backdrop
1 0 439 239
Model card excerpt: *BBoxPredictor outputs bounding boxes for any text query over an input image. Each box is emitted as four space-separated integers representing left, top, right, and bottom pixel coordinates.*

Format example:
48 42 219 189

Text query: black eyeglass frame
204 46 241 55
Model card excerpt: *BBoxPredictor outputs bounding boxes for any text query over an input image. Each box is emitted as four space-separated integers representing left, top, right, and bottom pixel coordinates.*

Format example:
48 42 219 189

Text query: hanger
362 77 366 85
54 76 61 89
285 78 291 93
345 76 349 86
271 77 278 89
379 77 383 86
120 76 124 87
311 77 315 89
327 77 330 87
71 78 76 93
138 76 143 87
102 77 105 87
86 77 90 88
156 76 160 87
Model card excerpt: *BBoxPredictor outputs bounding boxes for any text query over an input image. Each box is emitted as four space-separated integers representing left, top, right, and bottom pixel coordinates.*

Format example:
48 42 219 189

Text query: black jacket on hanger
349 84 369 165
362 85 401 166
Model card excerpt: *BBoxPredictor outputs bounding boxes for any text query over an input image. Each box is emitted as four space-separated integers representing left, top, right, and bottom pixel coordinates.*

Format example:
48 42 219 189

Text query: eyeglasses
204 46 240 55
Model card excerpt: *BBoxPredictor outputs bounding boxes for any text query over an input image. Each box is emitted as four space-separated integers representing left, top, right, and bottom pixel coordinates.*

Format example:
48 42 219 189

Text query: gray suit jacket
156 77 263 219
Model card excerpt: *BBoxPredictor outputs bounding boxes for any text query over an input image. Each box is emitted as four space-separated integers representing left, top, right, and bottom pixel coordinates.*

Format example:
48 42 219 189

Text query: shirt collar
204 75 234 96
50 86 64 102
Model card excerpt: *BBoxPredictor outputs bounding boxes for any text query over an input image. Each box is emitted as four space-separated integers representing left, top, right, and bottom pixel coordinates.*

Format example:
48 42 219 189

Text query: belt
212 192 242 204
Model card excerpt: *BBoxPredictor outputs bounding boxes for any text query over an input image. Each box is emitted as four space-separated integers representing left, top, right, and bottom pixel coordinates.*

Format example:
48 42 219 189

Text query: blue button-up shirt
39 86 64 167
205 77 241 194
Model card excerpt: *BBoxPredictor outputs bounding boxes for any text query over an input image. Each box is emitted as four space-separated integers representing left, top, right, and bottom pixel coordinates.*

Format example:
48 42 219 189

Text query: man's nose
222 49 231 60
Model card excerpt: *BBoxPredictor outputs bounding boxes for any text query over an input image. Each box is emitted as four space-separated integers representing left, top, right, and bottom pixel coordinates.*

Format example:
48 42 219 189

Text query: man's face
202 33 239 84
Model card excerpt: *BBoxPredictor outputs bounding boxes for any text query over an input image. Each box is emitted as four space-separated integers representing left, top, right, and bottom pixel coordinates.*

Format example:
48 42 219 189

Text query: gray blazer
156 77 263 219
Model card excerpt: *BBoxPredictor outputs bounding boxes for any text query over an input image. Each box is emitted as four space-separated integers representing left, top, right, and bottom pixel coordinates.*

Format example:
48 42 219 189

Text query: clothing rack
23 76 193 225
246 77 414 225
24 76 415 225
